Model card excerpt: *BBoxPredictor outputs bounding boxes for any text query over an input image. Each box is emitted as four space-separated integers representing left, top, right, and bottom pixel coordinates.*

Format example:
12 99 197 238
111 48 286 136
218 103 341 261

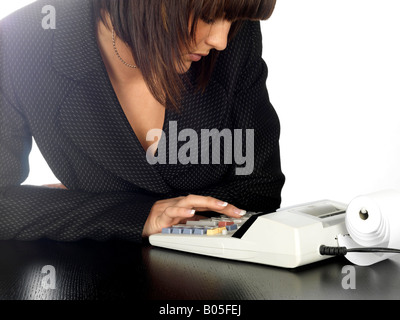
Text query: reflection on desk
0 239 400 300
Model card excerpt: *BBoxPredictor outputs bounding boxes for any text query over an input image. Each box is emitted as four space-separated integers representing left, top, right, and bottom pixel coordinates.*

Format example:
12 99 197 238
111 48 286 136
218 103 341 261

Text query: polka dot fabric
0 0 285 242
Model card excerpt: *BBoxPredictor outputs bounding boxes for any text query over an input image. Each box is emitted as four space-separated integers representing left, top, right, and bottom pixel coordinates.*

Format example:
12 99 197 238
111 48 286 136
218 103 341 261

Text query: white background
262 0 400 206
0 0 36 19
2 1 400 207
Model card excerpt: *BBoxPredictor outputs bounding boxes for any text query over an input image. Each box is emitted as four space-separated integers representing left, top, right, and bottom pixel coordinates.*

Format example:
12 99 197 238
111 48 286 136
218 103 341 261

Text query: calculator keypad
161 213 255 236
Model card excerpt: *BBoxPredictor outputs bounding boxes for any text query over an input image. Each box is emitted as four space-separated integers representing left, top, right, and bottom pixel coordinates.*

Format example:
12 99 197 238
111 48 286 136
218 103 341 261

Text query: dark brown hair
92 0 276 110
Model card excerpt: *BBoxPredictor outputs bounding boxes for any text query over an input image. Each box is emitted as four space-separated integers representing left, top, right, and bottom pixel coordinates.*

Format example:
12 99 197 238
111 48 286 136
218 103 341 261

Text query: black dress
0 0 285 242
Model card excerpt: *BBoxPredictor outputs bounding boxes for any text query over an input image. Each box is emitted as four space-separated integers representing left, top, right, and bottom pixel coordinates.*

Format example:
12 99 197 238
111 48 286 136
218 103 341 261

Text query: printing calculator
149 200 348 268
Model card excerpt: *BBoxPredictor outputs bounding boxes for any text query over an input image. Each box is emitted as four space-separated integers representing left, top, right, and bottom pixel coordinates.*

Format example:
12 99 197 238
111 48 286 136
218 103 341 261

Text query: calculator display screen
296 204 345 219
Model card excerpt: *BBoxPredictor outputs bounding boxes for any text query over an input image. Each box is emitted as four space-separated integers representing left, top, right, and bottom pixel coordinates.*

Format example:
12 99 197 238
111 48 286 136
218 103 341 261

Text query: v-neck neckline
53 0 174 193
94 26 172 160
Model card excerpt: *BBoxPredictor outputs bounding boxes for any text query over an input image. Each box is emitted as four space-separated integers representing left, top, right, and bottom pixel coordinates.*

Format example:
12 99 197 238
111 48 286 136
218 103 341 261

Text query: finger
155 196 185 206
178 195 229 211
221 204 247 218
184 214 210 221
194 206 247 219
158 206 196 226
178 195 247 218
43 184 67 189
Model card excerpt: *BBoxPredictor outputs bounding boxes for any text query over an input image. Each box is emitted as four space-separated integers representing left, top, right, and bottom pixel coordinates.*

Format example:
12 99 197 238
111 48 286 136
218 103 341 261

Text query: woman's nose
205 20 232 51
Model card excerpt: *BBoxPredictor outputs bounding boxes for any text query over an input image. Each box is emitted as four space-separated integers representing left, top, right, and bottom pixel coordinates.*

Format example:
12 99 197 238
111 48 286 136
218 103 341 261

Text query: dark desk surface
1 239 400 301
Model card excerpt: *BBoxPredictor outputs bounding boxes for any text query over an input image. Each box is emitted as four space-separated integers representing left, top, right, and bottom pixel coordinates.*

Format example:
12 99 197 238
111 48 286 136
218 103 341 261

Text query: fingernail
234 209 247 216
217 201 228 207
187 209 196 215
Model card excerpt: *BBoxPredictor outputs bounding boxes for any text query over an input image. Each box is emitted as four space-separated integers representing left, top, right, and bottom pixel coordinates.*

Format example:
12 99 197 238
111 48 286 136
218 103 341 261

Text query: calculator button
194 228 207 235
162 228 173 234
183 228 194 235
226 224 238 231
207 228 220 236
186 220 218 227
207 227 227 236
172 228 184 234
218 221 235 227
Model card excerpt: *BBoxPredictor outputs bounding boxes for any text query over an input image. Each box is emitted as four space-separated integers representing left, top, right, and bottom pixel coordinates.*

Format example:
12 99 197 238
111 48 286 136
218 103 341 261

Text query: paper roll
338 189 400 266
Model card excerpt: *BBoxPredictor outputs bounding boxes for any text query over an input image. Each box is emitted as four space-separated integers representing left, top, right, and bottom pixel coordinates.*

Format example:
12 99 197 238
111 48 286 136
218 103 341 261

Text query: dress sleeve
0 186 159 242
0 32 158 242
0 101 157 242
196 22 285 213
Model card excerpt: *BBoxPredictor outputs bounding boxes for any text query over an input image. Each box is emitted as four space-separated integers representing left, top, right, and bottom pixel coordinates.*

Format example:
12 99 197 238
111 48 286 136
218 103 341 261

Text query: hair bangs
191 0 275 23
225 0 276 21
92 0 276 110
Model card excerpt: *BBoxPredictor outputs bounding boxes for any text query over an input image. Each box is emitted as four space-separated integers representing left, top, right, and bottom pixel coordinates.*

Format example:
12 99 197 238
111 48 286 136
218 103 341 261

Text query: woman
0 0 285 242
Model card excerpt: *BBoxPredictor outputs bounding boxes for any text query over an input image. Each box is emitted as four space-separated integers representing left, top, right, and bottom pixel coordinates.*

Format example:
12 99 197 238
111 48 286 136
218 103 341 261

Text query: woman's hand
43 184 67 189
142 195 247 238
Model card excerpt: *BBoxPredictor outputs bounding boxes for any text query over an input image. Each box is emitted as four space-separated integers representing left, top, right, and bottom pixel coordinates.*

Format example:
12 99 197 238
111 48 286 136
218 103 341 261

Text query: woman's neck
96 16 142 85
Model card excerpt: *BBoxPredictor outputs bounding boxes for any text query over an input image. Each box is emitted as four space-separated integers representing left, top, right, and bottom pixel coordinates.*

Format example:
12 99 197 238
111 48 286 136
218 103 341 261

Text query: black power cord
319 245 400 256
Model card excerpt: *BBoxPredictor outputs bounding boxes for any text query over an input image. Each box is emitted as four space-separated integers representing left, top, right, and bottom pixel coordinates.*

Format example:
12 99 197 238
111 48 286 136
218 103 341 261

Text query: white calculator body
149 200 348 268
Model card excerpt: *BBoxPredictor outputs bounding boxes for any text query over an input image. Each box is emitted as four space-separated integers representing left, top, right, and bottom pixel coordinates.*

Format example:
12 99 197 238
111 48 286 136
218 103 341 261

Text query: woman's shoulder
1 0 95 82
0 0 61 57
0 0 88 48
1 0 56 32
221 21 263 66
212 21 264 93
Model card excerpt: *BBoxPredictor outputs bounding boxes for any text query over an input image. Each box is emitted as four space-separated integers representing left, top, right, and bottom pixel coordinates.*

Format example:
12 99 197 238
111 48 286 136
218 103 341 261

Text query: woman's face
181 18 232 72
